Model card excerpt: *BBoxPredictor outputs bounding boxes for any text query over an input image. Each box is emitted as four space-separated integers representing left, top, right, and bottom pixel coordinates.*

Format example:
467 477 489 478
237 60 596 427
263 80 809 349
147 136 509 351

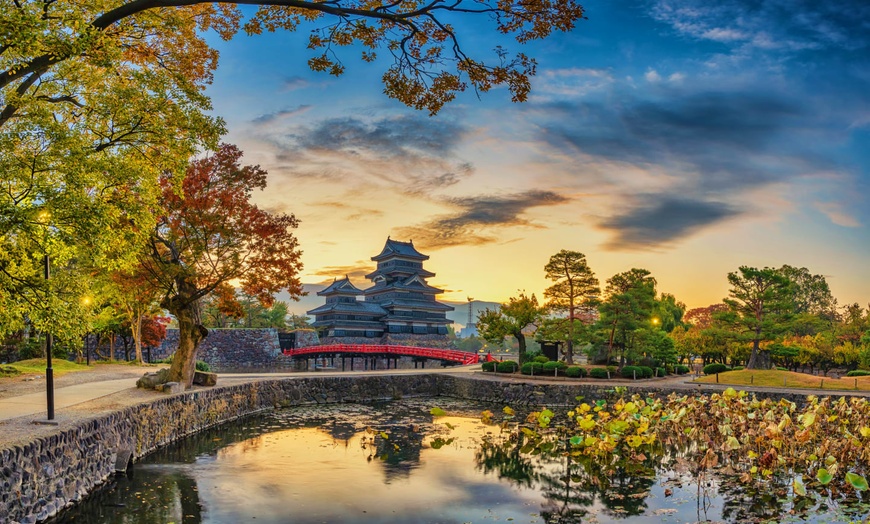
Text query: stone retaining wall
1 374 825 523
1 375 437 524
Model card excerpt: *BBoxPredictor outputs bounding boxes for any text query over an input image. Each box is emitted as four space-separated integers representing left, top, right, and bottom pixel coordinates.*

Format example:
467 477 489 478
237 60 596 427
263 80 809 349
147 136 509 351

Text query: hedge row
480 362 674 380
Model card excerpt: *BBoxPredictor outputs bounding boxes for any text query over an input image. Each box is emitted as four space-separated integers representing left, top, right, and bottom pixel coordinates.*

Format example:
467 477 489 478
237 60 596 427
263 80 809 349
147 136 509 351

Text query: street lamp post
44 253 55 421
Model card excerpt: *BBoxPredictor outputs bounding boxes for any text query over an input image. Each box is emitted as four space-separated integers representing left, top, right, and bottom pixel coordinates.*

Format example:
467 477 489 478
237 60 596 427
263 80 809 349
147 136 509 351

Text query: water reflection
52 399 870 524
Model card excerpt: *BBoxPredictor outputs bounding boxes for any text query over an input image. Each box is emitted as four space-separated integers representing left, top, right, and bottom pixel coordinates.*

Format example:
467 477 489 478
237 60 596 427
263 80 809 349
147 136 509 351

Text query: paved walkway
3 367 868 423
0 365 477 422
0 378 139 421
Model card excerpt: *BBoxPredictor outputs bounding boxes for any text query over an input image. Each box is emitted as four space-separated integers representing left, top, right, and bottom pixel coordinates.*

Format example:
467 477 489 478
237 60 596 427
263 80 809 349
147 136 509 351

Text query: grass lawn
695 369 870 391
2 359 91 378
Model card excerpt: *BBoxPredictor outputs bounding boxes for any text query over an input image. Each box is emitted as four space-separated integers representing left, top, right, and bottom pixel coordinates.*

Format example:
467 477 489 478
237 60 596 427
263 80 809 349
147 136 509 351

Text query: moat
51 398 870 524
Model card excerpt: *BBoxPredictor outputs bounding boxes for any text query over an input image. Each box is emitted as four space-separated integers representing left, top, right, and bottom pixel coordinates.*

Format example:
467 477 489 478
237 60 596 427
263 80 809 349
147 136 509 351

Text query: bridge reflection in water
283 344 489 370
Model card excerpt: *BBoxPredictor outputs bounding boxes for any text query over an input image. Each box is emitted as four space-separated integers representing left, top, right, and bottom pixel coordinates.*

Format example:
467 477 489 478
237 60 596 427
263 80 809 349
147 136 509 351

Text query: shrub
621 365 642 379
497 361 519 373
638 356 656 369
521 362 545 375
703 363 729 375
543 361 568 375
675 364 690 375
524 349 543 361
732 366 745 371
655 367 667 377
639 366 654 378
589 368 610 379
847 370 870 377
565 366 586 378
776 367 788 371
195 360 211 372
606 365 617 374
533 355 550 364
481 361 497 372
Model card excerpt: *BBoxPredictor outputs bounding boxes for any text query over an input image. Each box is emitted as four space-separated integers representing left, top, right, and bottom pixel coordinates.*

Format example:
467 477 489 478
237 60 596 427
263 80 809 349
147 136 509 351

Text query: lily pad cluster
484 388 870 502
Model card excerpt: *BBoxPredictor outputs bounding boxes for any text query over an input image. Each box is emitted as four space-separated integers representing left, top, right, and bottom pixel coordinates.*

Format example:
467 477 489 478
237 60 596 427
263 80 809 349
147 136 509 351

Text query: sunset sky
204 0 869 311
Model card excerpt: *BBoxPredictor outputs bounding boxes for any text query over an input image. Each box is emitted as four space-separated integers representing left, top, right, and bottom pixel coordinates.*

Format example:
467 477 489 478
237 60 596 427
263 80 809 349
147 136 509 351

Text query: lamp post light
35 210 57 425
42 253 56 423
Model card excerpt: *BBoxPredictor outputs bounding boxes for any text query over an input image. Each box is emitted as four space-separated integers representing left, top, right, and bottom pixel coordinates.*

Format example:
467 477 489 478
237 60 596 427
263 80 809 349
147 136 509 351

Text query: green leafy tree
477 292 544 364
597 269 656 366
653 293 686 333
636 328 678 367
287 314 312 330
542 250 599 364
776 265 838 319
720 266 793 370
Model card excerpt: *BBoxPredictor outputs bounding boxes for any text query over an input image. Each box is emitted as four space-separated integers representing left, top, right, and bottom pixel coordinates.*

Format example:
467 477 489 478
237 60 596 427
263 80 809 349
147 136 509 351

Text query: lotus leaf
847 472 869 491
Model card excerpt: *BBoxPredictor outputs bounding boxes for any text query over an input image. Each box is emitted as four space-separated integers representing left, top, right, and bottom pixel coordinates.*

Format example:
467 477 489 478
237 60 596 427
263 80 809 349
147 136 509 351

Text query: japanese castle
308 238 454 340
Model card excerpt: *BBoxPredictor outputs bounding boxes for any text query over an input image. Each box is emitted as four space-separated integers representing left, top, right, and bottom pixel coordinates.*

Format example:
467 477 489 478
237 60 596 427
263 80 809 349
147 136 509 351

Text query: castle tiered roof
307 238 453 339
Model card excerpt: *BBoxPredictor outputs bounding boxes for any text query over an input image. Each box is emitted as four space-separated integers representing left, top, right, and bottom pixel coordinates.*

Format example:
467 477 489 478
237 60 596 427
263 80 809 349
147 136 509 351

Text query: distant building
308 238 454 342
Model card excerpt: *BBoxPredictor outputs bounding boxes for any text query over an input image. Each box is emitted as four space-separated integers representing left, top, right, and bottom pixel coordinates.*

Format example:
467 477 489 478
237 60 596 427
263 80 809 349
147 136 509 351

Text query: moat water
53 399 870 523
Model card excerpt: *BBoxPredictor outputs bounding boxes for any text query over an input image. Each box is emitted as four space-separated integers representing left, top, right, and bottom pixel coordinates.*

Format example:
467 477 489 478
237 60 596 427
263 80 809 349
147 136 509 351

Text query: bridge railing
283 344 479 365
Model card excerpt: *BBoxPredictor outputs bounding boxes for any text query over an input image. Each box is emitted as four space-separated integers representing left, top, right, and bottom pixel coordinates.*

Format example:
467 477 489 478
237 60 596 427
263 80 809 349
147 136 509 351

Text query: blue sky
204 0 870 310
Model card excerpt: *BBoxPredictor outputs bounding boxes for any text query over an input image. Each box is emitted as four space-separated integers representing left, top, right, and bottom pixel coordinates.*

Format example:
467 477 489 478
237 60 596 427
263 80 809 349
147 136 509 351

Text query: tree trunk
516 333 528 364
131 310 144 364
565 338 574 365
166 294 208 389
746 338 771 369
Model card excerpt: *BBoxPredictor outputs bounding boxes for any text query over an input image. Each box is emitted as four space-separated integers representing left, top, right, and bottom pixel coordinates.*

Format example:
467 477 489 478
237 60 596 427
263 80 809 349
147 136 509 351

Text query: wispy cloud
533 68 614 99
650 0 870 52
311 263 375 285
251 105 312 124
814 201 862 228
395 191 570 249
281 76 329 92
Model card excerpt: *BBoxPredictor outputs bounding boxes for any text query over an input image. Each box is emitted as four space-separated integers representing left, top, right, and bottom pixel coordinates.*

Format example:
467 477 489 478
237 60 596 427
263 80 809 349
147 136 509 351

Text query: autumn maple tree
139 143 303 387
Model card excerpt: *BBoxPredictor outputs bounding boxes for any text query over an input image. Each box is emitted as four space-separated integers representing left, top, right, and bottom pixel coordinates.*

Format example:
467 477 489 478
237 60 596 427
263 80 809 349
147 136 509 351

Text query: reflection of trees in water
474 434 539 488
50 469 202 524
474 431 657 523
145 415 270 464
355 410 435 483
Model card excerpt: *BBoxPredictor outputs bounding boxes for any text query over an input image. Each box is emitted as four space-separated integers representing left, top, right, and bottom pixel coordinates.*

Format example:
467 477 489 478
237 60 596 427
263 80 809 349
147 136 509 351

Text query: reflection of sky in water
53 400 870 524
192 416 545 523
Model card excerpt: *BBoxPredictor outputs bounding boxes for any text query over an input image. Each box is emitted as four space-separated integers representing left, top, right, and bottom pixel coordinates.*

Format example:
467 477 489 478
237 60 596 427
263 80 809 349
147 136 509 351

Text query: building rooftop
371 238 428 262
317 277 364 296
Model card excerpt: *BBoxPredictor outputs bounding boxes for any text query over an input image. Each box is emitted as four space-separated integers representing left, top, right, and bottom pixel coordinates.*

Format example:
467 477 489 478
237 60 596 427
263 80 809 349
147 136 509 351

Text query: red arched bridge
283 344 492 368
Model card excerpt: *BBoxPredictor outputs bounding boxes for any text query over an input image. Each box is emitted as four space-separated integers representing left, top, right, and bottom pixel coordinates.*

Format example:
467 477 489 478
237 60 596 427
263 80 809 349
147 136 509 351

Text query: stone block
162 382 183 394
136 368 170 390
193 371 218 387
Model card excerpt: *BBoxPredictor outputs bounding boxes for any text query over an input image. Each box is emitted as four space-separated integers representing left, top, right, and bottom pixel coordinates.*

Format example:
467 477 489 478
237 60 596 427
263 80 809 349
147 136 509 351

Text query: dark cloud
599 197 740 250
395 191 570 249
292 114 467 156
265 114 474 189
542 91 811 191
531 88 846 248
